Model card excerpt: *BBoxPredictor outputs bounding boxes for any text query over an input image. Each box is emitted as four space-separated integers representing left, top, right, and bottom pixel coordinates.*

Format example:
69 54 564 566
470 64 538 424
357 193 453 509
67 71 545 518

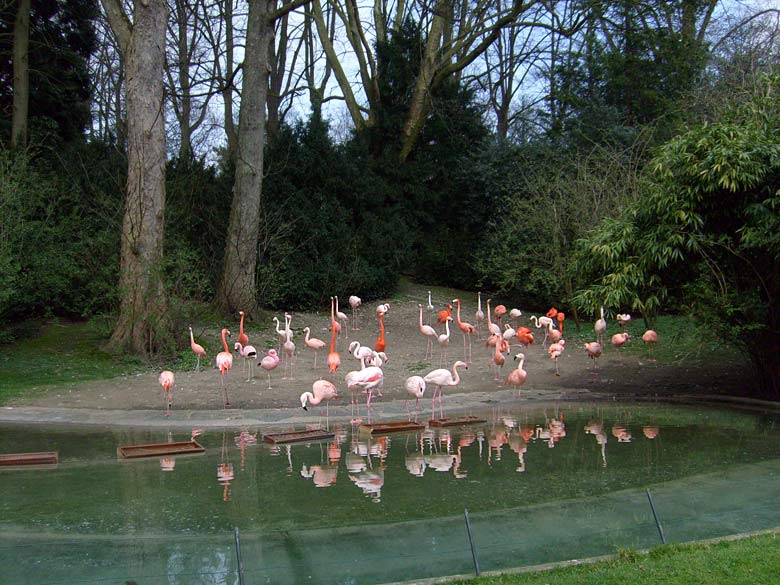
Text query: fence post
646 489 667 544
464 508 481 576
234 527 246 585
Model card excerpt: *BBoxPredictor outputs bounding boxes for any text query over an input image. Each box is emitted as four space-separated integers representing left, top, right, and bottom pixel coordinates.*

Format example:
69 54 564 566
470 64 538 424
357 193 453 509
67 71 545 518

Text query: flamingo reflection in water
404 433 426 477
643 425 660 439
508 430 528 473
160 431 176 472
349 467 384 502
217 433 235 502
301 463 338 488
612 423 632 442
584 420 608 467
234 429 258 470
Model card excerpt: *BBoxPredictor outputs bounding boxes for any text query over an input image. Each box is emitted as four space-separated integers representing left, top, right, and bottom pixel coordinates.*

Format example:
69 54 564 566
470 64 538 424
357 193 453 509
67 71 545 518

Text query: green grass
0 318 148 403
455 532 780 584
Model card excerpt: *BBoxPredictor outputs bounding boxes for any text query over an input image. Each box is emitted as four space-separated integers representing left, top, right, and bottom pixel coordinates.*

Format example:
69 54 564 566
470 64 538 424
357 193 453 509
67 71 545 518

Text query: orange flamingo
188 326 206 371
374 311 386 352
452 298 475 364
238 311 249 347
158 370 175 416
505 353 527 391
327 297 341 374
515 327 534 348
215 328 233 407
437 303 452 325
556 312 565 335
303 326 326 368
546 307 558 319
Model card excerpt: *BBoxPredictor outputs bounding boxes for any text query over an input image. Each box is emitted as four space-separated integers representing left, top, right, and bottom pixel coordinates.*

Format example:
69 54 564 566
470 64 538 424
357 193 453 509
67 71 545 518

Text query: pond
2 401 779 584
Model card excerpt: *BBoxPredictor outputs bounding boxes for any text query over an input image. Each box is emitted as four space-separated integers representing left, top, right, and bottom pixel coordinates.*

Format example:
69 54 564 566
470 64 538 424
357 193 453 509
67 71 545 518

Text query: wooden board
428 416 486 428
359 421 426 434
0 451 58 467
263 429 334 444
117 440 205 459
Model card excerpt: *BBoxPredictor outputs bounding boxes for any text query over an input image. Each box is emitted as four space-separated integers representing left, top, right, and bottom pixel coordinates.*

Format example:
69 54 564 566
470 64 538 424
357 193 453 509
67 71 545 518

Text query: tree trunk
176 0 192 161
104 0 172 356
216 0 274 316
11 0 30 148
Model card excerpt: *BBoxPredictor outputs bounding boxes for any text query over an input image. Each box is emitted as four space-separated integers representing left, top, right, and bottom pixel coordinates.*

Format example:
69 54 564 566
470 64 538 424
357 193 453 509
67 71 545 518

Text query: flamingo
330 296 342 338
509 308 522 329
188 326 206 371
327 298 341 374
503 323 517 343
494 304 507 327
238 311 249 347
374 311 386 353
404 376 427 420
584 341 603 370
258 349 280 389
492 334 509 382
272 316 287 349
548 339 565 376
303 326 326 368
158 370 175 416
595 307 607 344
515 327 535 348
452 298 474 364
335 296 349 339
426 291 434 324
367 351 388 368
349 340 374 366
505 353 527 391
234 342 257 381
437 316 452 366
547 322 562 344
437 303 452 325
617 313 632 330
529 315 555 346
418 303 438 359
557 312 566 335
349 295 362 330
215 328 233 407
345 366 384 422
486 299 501 337
642 330 658 360
423 360 468 420
300 379 339 423
475 292 485 339
282 328 296 380
376 303 390 317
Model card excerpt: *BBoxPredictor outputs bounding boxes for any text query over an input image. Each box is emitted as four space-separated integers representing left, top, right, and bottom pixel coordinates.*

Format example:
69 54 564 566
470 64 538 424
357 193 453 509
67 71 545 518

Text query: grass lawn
453 532 780 585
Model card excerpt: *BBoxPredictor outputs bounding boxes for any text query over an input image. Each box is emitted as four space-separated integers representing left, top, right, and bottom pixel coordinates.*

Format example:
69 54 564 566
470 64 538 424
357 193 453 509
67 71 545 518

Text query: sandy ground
2 288 749 428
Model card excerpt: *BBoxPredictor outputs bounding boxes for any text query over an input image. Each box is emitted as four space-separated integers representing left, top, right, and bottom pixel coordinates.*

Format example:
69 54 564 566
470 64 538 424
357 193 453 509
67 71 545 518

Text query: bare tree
101 0 173 356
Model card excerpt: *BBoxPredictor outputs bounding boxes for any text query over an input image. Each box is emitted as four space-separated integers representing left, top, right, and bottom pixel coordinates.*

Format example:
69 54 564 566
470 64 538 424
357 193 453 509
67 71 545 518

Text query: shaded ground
4 283 749 421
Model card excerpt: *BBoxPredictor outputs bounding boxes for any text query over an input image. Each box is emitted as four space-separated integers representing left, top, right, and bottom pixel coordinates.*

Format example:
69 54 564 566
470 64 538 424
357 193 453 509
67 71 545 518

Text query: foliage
573 74 780 396
0 0 98 144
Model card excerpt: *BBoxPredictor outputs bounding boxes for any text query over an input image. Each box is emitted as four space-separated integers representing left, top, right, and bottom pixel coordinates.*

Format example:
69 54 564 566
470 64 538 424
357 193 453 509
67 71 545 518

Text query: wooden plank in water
0 451 58 467
359 421 426 434
117 440 205 459
263 429 334 444
429 416 486 428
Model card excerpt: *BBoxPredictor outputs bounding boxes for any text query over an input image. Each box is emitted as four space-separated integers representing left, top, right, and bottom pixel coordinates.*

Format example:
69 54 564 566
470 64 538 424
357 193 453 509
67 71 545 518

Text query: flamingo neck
189 329 195 344
419 305 424 327
240 312 245 336
221 330 229 353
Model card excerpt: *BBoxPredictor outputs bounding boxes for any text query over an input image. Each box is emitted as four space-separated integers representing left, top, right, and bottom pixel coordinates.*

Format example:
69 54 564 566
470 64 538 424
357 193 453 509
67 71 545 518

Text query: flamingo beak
302 405 308 411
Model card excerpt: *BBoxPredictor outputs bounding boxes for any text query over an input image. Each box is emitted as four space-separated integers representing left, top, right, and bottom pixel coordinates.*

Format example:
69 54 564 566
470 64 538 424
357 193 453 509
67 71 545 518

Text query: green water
1 402 779 584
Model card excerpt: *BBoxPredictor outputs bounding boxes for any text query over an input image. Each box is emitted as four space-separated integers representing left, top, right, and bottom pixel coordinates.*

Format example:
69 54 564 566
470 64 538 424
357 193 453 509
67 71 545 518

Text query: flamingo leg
266 371 272 390
221 373 231 408
195 356 200 372
555 359 560 376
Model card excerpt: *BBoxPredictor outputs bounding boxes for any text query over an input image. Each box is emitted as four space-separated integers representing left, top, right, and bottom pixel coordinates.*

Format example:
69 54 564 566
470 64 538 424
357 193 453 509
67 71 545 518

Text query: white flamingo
335 296 349 338
234 342 257 382
595 307 607 344
475 292 485 339
405 376 427 420
437 316 452 366
349 340 374 366
349 295 362 330
423 360 468 420
418 304 438 360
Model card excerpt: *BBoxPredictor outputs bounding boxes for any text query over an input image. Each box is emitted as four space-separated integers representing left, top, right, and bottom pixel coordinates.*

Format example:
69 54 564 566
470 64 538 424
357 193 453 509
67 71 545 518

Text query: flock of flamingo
157 292 659 421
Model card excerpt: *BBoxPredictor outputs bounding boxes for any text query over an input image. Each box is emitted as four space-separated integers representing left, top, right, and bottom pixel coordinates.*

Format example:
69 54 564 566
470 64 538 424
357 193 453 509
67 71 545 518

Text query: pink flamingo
595 307 607 344
349 341 374 366
547 322 563 344
303 326 326 368
423 360 468 420
418 303 438 359
475 292 485 339
611 332 629 362
234 342 257 381
548 339 565 376
642 330 658 360
494 304 507 328
327 298 341 375
300 379 339 424
188 326 206 371
345 365 384 423
330 296 342 338
349 295 362 330
505 353 527 391
158 370 175 416
258 349 280 389
584 341 603 370
335 296 349 338
453 298 474 363
215 328 233 407
404 375 427 421
282 329 295 380
492 334 509 382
